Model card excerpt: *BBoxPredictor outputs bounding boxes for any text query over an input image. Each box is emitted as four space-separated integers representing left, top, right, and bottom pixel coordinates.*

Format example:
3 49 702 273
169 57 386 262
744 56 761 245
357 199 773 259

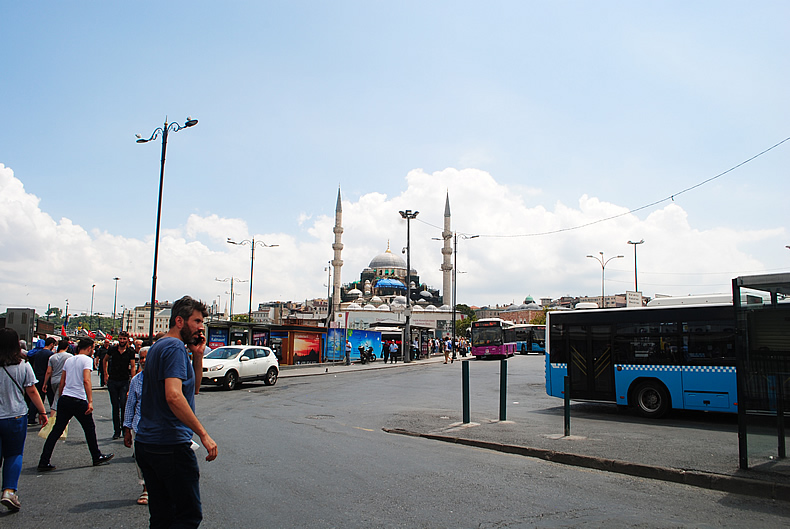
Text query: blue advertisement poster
325 329 382 361
207 327 229 349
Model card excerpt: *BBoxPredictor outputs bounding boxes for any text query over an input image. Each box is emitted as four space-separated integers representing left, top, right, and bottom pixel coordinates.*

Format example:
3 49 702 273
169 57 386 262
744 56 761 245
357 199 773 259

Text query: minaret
441 192 453 305
331 187 344 318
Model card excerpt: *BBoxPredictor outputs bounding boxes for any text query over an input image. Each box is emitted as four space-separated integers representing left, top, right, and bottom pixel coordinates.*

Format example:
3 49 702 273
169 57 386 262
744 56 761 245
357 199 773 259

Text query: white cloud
0 163 785 319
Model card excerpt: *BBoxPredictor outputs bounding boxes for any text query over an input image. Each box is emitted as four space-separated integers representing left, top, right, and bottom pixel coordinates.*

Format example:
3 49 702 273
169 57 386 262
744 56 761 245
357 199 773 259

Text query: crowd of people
0 295 217 528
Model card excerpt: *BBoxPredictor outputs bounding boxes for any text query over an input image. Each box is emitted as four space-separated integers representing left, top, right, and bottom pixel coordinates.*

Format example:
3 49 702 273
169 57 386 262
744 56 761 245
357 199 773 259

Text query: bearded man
134 296 218 528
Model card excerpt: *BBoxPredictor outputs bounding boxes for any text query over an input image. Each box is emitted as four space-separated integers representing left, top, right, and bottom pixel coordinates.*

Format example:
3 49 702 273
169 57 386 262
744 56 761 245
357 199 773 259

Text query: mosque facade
329 190 456 336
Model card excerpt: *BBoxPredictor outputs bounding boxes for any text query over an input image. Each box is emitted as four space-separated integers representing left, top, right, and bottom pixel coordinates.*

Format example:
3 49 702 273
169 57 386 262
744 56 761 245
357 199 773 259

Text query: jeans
39 395 101 465
135 441 202 529
107 379 129 435
0 416 27 490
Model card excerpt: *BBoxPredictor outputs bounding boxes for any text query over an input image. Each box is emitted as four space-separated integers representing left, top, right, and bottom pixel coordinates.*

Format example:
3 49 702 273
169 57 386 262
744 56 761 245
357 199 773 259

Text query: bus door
568 325 615 401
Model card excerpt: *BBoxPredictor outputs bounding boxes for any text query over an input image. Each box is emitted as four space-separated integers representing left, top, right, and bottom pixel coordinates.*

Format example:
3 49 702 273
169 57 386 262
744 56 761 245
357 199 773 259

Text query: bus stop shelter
733 272 790 472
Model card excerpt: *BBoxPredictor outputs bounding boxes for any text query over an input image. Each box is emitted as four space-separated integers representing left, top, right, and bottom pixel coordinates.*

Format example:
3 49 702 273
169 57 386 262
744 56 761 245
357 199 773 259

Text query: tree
530 308 548 325
455 304 477 337
231 314 251 323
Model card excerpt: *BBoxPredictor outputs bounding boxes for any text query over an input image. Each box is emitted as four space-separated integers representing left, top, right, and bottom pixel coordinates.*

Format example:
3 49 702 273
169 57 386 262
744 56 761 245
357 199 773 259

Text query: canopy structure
733 272 790 472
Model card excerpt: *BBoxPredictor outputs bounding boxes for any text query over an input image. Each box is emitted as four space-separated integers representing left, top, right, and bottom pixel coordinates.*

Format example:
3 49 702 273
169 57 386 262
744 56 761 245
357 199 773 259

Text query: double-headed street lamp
399 209 419 363
227 238 279 323
627 240 644 293
587 251 623 308
215 277 248 319
136 116 198 338
112 277 120 334
90 284 96 331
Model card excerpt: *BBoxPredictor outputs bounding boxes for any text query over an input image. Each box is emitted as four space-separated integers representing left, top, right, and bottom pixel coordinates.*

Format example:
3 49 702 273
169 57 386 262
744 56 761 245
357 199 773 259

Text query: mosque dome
346 302 362 310
347 288 363 298
438 304 451 311
370 295 383 304
369 248 406 269
377 304 391 311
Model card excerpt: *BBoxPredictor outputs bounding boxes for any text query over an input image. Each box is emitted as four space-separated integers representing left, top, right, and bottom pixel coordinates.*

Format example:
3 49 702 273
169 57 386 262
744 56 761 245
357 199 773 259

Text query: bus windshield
472 326 503 347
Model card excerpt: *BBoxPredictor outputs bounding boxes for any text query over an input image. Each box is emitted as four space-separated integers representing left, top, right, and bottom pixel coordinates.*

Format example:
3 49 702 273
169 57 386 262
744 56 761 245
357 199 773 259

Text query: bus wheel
633 381 670 419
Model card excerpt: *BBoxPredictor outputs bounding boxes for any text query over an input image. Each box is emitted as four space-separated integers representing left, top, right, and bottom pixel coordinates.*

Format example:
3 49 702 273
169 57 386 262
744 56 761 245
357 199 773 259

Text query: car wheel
224 370 238 391
263 367 278 386
632 380 670 418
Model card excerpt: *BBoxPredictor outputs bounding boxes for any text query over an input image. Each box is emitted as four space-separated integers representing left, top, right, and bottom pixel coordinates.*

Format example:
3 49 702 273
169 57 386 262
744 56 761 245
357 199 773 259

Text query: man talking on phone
134 296 218 528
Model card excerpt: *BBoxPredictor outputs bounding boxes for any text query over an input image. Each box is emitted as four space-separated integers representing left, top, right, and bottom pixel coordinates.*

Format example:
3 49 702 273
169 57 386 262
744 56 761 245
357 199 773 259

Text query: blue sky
1 2 788 317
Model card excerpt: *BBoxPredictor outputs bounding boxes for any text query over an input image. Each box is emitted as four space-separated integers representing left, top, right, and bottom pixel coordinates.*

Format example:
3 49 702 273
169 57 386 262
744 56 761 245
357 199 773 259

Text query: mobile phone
192 333 204 346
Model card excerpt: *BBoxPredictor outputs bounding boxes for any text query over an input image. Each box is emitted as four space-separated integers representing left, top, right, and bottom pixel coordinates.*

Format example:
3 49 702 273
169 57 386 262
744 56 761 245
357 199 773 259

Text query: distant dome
424 305 437 312
377 304 391 311
369 249 406 269
347 288 363 297
412 305 424 312
363 304 376 310
439 304 451 311
346 302 362 310
419 291 432 298
392 296 407 305
370 296 383 304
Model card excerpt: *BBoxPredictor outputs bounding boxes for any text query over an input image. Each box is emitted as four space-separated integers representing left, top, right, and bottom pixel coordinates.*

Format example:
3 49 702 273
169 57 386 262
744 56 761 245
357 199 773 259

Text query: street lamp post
136 116 198 338
227 238 279 324
90 284 96 331
586 251 623 308
215 277 248 319
112 277 120 334
324 261 332 326
627 240 644 293
399 209 419 363
453 234 479 359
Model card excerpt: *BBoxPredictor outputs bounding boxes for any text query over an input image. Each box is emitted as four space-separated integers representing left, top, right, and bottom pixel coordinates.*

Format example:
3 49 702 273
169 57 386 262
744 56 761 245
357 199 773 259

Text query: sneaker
1 490 21 512
36 463 56 472
112 433 121 440
93 453 114 466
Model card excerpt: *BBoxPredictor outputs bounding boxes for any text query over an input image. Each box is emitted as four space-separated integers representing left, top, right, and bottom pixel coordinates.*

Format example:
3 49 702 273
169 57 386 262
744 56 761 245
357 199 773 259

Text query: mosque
328 189 455 334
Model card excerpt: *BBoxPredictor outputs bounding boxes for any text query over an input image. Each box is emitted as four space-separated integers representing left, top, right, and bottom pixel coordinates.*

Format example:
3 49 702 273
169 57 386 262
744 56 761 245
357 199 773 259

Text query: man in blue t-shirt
135 296 218 529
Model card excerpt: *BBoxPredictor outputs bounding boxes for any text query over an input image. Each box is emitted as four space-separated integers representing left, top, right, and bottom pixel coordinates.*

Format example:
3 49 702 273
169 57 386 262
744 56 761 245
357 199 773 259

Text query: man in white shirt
37 338 114 471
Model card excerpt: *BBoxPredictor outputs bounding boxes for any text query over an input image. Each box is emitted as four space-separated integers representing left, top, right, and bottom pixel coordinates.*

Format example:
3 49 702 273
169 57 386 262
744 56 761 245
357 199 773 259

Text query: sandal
137 491 148 505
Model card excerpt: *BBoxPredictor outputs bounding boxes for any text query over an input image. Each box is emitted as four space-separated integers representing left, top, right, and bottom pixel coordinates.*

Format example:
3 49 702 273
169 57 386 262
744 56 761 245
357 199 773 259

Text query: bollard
499 358 507 421
564 375 571 437
777 375 786 459
462 360 470 424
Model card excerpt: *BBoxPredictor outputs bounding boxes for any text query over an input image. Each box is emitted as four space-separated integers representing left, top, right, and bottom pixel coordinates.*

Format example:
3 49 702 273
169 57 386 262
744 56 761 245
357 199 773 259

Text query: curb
383 428 790 502
280 357 445 378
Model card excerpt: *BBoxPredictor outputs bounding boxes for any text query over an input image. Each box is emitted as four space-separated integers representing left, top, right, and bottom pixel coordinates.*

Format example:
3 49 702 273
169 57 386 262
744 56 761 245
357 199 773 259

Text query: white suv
202 346 279 390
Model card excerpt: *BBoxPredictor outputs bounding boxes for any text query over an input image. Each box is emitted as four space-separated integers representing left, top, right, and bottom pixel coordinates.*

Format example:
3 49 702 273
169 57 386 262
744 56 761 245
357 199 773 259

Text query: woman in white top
37 338 114 472
0 328 48 513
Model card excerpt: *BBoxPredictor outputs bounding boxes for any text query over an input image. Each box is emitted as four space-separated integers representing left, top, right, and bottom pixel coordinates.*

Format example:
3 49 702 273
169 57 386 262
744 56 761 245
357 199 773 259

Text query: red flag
61 325 67 337
88 331 96 339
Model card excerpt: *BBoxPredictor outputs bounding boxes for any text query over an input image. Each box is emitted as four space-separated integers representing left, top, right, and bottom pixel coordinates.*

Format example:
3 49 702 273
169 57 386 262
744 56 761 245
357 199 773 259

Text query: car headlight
207 364 224 371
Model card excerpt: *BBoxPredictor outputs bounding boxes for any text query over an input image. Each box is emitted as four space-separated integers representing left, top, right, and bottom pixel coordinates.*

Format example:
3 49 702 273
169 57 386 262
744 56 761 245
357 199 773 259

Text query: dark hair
76 338 94 352
0 328 24 366
45 337 58 347
118 331 130 338
57 339 70 352
169 296 209 328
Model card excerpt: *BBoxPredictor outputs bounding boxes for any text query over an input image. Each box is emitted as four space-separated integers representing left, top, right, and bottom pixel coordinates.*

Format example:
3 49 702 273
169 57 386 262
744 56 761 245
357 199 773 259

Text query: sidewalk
282 355 790 502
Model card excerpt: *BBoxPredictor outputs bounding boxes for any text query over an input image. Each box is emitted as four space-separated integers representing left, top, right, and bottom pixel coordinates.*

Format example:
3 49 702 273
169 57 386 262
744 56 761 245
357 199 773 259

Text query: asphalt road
5 355 790 528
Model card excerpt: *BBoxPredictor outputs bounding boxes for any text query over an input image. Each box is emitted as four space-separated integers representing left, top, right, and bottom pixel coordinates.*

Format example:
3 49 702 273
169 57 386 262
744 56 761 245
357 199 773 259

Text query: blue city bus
512 324 546 355
545 304 737 418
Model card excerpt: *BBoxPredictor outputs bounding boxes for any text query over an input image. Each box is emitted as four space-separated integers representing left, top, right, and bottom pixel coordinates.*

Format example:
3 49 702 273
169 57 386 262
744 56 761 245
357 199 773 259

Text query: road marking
353 426 374 432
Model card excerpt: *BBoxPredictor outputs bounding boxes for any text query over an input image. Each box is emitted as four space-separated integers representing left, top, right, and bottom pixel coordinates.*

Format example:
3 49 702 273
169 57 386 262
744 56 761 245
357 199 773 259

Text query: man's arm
188 341 206 395
83 368 93 415
102 354 109 382
42 364 53 393
164 377 217 460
